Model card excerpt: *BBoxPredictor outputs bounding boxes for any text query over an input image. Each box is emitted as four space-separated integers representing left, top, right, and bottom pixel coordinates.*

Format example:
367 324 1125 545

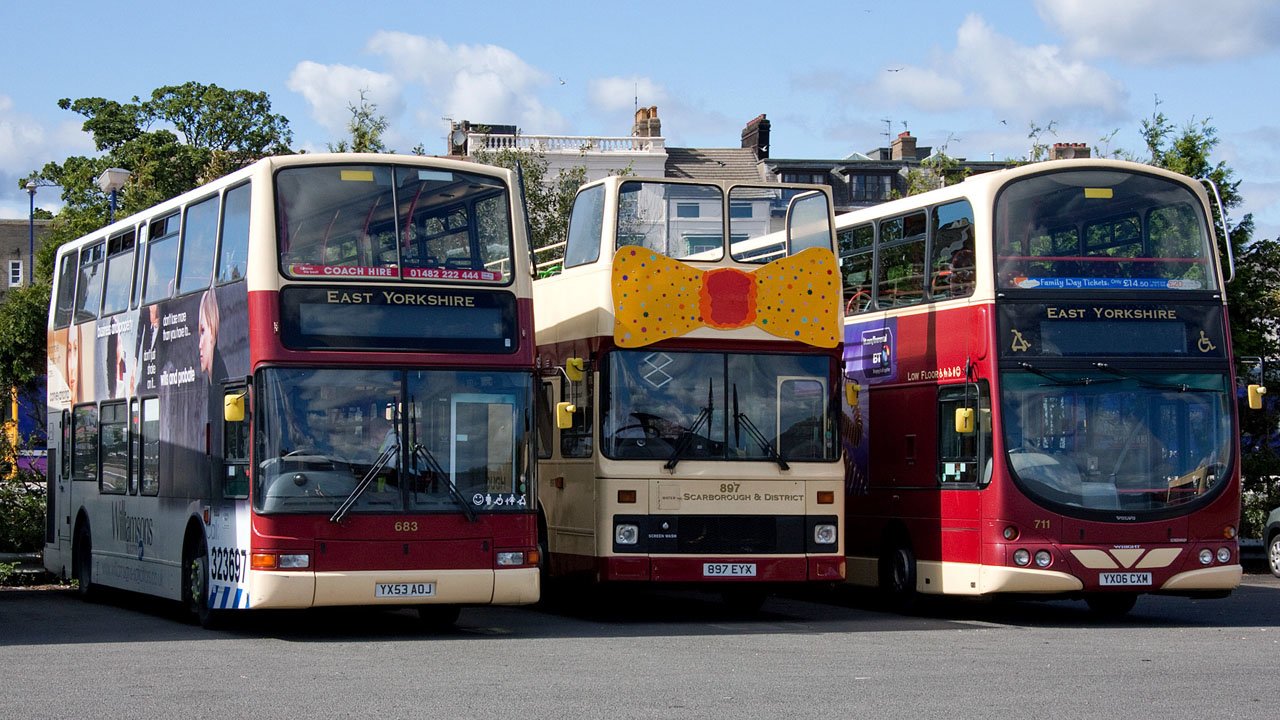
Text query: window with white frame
8 260 23 287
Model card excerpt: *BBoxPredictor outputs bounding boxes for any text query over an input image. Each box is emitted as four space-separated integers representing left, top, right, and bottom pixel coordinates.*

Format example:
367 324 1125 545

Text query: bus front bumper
599 554 844 583
248 567 539 609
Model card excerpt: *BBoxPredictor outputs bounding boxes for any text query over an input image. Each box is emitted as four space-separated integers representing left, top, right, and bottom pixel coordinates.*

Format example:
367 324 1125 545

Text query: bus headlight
615 524 639 545
1199 549 1214 565
813 524 837 546
496 551 526 566
1034 550 1052 568
1013 549 1031 566
1216 547 1231 563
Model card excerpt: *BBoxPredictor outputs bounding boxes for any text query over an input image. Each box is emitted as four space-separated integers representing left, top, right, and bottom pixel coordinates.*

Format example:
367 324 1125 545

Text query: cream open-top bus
534 175 846 607
44 154 539 627
838 158 1252 615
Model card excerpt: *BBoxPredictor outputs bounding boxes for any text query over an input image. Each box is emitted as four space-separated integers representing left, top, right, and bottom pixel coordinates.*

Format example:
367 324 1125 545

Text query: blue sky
3 0 1278 239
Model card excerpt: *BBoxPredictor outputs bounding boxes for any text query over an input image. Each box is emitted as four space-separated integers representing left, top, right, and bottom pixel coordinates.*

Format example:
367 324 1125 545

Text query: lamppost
25 181 37 285
97 167 131 223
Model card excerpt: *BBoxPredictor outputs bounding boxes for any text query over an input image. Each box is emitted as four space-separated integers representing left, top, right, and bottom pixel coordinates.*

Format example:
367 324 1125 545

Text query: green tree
1134 102 1280 534
905 134 968 195
22 82 292 282
4 81 293 399
329 90 389 154
471 146 589 275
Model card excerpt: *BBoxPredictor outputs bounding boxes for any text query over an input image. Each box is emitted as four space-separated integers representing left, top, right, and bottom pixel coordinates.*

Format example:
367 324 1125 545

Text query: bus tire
1268 532 1280 579
73 522 98 601
417 604 461 630
184 532 221 629
879 537 918 606
1085 592 1137 618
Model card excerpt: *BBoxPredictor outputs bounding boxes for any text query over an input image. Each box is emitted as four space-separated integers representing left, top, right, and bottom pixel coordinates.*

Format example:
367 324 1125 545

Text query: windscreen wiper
733 384 789 471
665 380 714 471
1092 362 1215 393
330 443 398 523
1018 361 1116 387
413 443 476 523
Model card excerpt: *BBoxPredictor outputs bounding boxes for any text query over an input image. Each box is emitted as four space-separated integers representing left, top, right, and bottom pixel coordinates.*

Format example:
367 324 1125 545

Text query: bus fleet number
210 546 247 583
720 483 741 493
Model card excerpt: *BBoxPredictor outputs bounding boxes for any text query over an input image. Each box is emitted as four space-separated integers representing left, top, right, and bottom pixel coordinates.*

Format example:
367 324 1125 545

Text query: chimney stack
1050 142 1091 160
632 106 662 138
742 114 771 160
890 131 917 161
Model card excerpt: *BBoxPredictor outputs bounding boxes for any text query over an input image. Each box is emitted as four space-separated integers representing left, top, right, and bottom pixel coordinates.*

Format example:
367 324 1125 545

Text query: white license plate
703 563 757 577
1099 572 1152 586
375 582 436 598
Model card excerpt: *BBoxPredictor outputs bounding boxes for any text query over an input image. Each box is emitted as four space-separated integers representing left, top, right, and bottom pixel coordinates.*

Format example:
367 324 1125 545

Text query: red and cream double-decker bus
839 158 1253 615
44 154 539 627
534 176 846 607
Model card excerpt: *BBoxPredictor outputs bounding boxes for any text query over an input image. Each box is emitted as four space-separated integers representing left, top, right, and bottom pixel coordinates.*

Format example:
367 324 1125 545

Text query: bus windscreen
995 169 1216 292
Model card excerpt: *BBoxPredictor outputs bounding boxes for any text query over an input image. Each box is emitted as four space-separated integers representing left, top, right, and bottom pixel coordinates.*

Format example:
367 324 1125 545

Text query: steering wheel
845 290 871 315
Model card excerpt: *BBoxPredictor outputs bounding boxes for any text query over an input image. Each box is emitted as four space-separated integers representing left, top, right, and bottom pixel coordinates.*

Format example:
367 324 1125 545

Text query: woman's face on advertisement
198 311 215 374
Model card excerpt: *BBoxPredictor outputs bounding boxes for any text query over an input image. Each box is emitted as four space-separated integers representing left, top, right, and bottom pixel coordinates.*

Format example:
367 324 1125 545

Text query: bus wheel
879 539 918 606
1268 534 1280 579
73 524 98 601
1085 593 1137 618
417 605 461 630
184 534 221 628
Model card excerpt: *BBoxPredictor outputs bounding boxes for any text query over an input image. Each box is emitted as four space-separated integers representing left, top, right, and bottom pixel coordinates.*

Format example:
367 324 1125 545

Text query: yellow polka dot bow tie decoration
611 246 841 348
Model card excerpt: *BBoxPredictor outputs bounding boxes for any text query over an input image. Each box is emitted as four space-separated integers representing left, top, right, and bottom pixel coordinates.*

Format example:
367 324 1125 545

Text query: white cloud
286 61 402 135
873 15 1126 123
365 32 564 131
588 76 668 113
1038 0 1280 64
871 67 967 113
0 94 93 217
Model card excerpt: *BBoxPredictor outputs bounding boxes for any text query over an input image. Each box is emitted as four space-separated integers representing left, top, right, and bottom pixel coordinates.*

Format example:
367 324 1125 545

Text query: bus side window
99 401 128 495
177 194 220 294
221 384 250 499
930 200 975 300
74 242 105 323
217 183 252 284
937 382 991 486
560 371 593 458
564 184 605 269
838 224 874 315
876 213 927 308
71 404 98 483
53 254 78 329
536 381 554 460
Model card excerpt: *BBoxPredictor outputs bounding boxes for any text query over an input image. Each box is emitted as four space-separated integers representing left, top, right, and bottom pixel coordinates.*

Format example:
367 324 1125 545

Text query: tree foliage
22 82 293 283
2 81 294 411
328 90 389 154
471 146 588 274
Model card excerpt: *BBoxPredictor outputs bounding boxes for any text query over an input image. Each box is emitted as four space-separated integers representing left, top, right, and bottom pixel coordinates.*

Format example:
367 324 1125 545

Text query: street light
97 167 131 223
25 181 37 285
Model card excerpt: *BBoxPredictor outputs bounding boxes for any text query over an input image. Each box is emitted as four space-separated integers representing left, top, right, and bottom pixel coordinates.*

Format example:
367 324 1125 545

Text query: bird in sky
885 67 903 72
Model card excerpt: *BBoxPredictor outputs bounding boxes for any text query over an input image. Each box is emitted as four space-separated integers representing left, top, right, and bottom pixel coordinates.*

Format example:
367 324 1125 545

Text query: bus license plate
703 563 756 577
1099 572 1151 586
375 582 436 598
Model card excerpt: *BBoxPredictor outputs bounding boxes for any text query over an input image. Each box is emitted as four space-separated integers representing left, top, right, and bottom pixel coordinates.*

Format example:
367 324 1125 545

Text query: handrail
470 133 664 154
1200 177 1236 284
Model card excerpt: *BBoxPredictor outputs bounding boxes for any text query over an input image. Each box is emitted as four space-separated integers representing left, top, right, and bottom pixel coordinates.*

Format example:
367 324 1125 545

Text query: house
0 219 51 300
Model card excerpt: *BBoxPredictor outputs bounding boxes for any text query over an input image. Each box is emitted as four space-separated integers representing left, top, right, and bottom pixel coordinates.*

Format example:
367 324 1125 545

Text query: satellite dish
450 128 467 148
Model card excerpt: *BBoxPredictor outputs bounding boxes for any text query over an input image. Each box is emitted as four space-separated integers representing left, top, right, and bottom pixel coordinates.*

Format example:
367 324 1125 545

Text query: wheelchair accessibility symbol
1197 331 1216 353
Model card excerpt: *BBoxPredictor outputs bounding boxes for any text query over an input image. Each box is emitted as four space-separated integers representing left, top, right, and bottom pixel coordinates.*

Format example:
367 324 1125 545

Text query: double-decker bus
534 176 846 607
43 154 539 626
838 158 1252 615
